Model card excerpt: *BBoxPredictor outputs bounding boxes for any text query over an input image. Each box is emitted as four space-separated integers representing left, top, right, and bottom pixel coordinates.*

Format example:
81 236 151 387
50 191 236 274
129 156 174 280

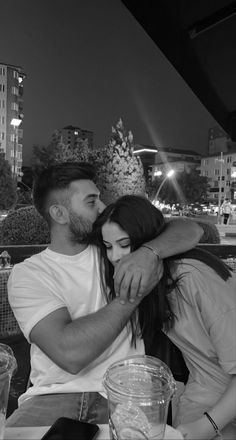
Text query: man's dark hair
33 162 96 223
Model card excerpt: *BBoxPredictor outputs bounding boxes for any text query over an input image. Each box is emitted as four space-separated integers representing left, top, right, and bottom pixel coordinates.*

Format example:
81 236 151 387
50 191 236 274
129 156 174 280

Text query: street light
215 152 224 224
10 118 22 180
154 169 175 204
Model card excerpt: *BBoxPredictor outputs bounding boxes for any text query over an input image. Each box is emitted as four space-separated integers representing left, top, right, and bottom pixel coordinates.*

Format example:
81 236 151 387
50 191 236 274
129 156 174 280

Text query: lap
6 392 108 427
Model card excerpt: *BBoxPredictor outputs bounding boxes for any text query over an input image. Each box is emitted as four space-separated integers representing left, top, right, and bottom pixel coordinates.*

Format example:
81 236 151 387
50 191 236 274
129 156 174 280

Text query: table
4 424 183 439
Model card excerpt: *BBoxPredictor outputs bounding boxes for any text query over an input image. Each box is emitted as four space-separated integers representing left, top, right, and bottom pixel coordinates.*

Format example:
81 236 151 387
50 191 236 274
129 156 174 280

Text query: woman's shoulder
172 257 236 306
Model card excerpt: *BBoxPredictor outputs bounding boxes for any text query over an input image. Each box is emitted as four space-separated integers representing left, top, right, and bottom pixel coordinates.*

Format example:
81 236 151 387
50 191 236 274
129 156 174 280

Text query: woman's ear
49 204 69 225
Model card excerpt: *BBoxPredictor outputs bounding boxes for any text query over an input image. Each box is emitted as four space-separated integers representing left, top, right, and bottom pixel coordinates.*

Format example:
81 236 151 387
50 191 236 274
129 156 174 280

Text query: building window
227 156 232 163
227 168 230 175
1 132 4 140
214 169 220 175
13 71 19 79
226 181 231 186
11 102 19 111
0 68 5 75
0 84 5 92
10 134 15 142
2 100 5 108
11 86 18 95
214 181 218 187
1 116 5 124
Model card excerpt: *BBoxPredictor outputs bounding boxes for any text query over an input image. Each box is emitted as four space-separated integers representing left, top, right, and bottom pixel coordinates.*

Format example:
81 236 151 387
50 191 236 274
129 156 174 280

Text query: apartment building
134 144 201 180
0 62 26 176
53 125 94 150
200 151 236 204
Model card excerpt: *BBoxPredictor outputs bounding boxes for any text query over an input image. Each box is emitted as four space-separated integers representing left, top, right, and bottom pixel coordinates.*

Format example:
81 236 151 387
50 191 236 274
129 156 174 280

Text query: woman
92 195 236 440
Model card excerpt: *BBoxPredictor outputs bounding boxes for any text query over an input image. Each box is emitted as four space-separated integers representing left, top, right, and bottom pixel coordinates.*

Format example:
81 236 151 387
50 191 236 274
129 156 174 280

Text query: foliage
32 138 90 174
146 177 162 201
159 170 209 204
21 166 34 189
0 154 17 210
16 188 32 206
31 118 146 205
91 118 146 204
0 206 50 245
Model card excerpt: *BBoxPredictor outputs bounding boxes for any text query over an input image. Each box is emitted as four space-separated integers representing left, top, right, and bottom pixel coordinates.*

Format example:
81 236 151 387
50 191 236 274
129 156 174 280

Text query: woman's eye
103 244 111 250
121 244 130 248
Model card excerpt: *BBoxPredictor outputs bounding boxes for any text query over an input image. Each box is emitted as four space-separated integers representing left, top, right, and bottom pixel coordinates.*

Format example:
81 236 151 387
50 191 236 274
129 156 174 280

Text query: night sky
1 0 217 164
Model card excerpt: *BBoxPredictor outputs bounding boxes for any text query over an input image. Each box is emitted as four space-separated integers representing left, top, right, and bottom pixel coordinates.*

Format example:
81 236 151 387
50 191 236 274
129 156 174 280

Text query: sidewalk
216 224 236 245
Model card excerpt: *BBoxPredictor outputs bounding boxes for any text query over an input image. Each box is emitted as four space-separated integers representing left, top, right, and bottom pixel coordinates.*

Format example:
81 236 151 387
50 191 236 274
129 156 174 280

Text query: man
221 199 232 225
7 162 203 427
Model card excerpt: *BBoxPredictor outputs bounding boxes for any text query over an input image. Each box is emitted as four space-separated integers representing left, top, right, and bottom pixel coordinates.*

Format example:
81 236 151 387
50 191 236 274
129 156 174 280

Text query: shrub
0 206 50 245
195 220 220 244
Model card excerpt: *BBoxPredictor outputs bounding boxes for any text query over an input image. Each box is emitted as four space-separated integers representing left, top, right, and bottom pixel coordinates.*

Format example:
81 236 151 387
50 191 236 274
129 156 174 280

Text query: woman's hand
177 417 216 439
114 246 163 304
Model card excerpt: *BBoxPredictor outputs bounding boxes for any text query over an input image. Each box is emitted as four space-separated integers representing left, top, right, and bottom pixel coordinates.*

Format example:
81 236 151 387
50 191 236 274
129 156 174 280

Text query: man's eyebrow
84 193 100 200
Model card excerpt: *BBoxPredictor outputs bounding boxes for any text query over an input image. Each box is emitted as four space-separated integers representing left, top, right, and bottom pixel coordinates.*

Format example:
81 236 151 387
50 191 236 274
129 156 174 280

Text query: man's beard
68 210 93 244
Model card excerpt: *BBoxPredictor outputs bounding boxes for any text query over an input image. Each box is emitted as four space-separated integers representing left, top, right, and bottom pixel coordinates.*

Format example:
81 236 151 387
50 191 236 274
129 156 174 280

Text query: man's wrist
141 244 161 260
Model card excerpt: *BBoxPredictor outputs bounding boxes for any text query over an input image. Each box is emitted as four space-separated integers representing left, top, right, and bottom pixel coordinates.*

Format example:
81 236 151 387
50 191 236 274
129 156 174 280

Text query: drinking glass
103 355 176 440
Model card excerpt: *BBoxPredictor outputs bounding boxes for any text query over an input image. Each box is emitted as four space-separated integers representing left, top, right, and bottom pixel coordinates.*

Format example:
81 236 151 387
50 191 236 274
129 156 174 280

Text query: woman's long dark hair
91 195 232 351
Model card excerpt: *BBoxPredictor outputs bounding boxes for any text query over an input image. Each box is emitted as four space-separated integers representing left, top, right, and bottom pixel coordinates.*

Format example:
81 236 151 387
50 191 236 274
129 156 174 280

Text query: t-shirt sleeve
8 263 66 341
179 262 236 375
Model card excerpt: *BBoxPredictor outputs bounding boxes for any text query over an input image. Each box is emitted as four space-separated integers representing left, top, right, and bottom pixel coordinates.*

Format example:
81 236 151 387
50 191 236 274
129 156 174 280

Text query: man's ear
49 205 69 225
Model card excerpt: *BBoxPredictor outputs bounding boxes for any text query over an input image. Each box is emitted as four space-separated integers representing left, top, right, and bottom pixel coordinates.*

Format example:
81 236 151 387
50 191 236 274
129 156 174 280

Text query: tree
160 170 209 204
32 138 90 174
31 119 146 205
0 154 17 210
91 118 146 204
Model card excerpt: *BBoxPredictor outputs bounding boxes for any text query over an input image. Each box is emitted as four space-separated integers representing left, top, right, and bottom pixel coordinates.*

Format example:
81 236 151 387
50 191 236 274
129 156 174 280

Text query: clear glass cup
0 344 17 439
103 355 176 440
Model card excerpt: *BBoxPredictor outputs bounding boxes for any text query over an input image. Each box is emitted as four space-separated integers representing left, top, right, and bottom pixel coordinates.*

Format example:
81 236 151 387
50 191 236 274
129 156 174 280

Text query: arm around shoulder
146 218 203 259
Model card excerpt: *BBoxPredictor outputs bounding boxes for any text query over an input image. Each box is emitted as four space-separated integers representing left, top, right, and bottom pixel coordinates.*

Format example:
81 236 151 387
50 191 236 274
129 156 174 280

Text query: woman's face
101 221 131 266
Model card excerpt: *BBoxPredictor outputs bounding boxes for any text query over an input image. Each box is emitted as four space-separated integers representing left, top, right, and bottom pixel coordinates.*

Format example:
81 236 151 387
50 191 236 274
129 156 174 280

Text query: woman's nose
110 248 122 265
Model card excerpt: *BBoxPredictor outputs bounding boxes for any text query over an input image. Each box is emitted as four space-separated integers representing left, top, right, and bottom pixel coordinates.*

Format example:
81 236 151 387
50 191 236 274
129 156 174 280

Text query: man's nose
98 200 106 214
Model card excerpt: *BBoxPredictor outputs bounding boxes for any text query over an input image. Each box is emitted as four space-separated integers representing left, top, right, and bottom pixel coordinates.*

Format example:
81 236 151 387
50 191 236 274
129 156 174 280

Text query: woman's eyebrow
103 237 129 244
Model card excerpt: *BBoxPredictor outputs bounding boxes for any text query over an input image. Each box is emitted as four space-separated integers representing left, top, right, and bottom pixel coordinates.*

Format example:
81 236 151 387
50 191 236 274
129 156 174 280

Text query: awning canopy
121 0 236 141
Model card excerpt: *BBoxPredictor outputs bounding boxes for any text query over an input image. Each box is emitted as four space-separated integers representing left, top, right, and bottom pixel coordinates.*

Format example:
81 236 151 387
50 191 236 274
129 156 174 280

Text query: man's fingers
128 274 142 302
115 271 134 303
114 264 125 297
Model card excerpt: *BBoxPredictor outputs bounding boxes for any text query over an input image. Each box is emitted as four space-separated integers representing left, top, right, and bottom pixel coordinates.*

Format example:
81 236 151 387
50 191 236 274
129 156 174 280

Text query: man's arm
114 218 203 301
30 296 142 374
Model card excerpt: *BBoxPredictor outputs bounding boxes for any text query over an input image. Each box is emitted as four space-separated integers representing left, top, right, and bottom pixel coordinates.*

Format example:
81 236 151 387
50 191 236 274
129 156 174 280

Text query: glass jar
103 355 176 440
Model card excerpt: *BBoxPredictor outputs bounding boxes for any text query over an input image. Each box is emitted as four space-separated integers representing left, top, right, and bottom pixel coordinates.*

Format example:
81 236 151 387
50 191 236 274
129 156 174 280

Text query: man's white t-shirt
8 245 144 403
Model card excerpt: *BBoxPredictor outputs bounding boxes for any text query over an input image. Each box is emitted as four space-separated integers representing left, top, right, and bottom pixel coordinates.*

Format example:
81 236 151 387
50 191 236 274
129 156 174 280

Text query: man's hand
114 246 163 303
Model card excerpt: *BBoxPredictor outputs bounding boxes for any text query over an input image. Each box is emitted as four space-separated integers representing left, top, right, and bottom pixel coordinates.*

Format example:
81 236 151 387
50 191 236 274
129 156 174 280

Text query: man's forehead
69 179 99 197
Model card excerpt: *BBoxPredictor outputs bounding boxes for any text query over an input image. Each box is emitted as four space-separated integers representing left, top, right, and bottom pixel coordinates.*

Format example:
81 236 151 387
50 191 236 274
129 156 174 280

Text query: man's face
67 179 105 243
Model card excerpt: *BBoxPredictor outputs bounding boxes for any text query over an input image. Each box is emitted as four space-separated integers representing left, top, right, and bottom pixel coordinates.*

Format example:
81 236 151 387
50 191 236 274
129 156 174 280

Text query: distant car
171 209 180 216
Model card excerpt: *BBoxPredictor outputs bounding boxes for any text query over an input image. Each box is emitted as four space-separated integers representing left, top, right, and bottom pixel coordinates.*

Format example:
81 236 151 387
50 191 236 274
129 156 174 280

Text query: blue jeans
6 392 108 427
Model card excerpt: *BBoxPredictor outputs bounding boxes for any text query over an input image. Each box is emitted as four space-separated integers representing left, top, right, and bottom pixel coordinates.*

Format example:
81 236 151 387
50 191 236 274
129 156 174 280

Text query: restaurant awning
121 0 236 141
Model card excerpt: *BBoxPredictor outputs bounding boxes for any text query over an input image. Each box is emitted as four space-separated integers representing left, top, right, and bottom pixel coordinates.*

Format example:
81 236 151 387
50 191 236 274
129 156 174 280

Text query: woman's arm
177 374 236 439
114 218 203 301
